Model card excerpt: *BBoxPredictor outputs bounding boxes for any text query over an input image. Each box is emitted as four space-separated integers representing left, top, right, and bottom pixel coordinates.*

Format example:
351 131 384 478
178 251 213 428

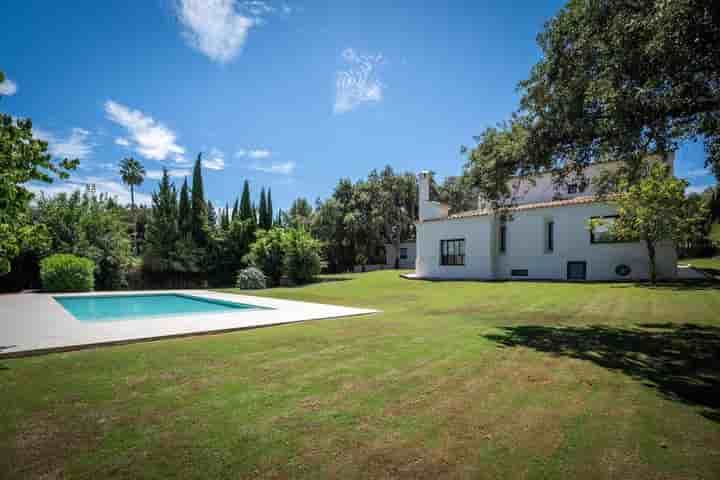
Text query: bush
284 228 321 285
247 228 286 286
235 267 267 290
40 254 95 292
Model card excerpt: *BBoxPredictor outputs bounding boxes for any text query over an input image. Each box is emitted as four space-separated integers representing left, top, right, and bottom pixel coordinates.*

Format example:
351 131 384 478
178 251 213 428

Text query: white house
413 157 678 281
385 242 416 269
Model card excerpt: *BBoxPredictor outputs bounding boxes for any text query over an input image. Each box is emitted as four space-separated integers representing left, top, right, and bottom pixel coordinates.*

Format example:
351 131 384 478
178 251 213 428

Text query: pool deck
0 290 378 358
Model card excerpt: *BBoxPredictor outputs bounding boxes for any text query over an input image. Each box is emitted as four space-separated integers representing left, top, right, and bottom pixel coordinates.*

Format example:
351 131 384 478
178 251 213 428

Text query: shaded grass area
684 257 720 279
1 271 720 478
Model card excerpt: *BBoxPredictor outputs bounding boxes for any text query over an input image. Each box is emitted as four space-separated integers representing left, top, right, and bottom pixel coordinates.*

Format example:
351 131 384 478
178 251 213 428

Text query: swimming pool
54 293 263 322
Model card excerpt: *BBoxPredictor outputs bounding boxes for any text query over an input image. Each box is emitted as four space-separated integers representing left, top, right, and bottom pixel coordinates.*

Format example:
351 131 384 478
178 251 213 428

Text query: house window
511 269 529 277
567 261 587 280
546 221 554 252
590 215 630 244
440 239 465 266
399 248 408 260
499 225 507 254
567 184 578 194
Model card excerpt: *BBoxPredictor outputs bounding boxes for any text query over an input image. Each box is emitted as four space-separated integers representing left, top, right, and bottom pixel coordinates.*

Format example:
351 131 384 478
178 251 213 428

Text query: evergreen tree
178 178 191 239
207 200 217 228
190 154 208 245
221 202 231 230
231 197 239 221
240 180 252 221
267 188 273 228
144 169 179 271
258 188 268 230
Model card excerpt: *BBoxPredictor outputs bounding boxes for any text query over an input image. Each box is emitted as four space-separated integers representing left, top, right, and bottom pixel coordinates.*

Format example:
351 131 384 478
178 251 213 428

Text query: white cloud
104 100 186 162
34 127 95 160
146 168 192 180
236 148 271 159
250 160 295 175
334 48 384 114
27 176 152 206
115 137 131 147
681 168 711 179
202 147 226 170
177 0 255 63
686 184 713 195
0 77 18 96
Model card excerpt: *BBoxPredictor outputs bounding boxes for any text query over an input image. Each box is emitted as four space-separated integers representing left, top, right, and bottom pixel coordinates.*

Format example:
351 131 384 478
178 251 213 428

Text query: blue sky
1 1 715 210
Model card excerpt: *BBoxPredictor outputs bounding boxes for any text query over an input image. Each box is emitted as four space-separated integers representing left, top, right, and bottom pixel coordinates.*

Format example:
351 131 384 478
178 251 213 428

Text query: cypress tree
231 197 239 221
207 200 216 228
221 202 230 230
178 177 191 239
266 188 273 228
190 153 208 245
239 180 252 221
258 188 267 230
145 168 179 265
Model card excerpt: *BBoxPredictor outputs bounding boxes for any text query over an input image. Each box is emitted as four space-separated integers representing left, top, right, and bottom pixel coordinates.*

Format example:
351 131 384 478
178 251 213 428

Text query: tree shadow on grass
610 280 720 291
484 323 720 422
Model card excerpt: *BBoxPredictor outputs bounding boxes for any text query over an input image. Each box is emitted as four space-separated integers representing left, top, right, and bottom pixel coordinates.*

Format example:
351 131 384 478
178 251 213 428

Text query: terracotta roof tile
423 196 609 222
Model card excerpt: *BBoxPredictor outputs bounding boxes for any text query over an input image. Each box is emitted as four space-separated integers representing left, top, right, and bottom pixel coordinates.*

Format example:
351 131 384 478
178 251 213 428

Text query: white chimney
417 171 448 222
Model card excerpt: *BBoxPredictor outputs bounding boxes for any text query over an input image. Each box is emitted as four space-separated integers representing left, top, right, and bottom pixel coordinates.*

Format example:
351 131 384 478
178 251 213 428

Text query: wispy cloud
28 176 153 206
236 148 271 159
115 137 131 147
250 160 295 175
0 76 18 96
334 48 384 114
686 183 713 195
202 147 226 170
34 127 95 160
177 0 254 63
681 168 711 179
146 168 192 180
104 100 186 162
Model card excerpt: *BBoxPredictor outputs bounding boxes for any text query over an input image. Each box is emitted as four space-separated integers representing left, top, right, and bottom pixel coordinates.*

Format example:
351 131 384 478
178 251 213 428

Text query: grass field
2 271 719 478
684 256 720 270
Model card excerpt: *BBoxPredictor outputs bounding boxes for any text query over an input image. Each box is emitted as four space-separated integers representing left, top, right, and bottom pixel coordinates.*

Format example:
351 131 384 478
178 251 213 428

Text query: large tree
143 169 179 272
518 0 720 180
178 177 191 239
604 162 707 283
190 154 208 245
0 73 78 274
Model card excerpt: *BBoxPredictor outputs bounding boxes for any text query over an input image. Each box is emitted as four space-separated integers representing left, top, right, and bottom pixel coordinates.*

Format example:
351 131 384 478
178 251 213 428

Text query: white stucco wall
415 201 677 281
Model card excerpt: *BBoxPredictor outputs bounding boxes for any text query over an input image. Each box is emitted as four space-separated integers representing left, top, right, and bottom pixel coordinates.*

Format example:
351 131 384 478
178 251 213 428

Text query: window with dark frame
567 184 578 194
440 239 465 266
499 225 507 253
399 248 408 260
546 221 554 252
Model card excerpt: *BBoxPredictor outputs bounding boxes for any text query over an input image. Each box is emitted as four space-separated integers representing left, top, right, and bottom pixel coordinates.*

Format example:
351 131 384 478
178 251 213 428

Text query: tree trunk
130 185 138 256
646 239 657 285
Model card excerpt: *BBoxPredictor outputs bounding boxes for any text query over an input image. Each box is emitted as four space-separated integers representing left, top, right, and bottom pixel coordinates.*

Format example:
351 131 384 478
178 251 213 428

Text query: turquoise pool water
54 294 260 322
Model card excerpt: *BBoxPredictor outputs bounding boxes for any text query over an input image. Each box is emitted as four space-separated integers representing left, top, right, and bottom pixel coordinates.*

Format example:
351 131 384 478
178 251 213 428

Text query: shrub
284 228 321 285
235 267 267 290
247 228 286 286
40 254 95 292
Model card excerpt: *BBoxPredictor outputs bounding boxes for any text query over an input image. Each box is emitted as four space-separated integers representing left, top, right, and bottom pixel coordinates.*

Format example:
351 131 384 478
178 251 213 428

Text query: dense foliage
0 70 77 274
247 228 287 286
235 266 266 290
607 163 707 282
40 253 95 292
36 188 132 290
283 228 322 284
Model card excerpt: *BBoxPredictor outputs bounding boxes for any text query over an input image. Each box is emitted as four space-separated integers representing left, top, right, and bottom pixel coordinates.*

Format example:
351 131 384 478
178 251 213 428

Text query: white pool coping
0 290 378 358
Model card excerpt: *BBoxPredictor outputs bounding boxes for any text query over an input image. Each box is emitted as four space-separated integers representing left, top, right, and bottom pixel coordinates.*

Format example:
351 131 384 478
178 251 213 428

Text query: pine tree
144 168 179 269
258 187 268 230
239 180 252 221
207 200 217 228
221 202 230 230
231 197 239 221
266 188 273 228
190 153 208 245
178 178 191 239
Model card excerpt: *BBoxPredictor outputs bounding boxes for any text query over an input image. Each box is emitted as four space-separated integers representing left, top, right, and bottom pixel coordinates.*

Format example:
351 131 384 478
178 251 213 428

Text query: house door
567 261 587 281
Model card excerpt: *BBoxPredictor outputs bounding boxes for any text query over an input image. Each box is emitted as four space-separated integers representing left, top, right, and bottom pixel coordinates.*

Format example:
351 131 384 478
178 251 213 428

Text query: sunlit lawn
1 271 719 478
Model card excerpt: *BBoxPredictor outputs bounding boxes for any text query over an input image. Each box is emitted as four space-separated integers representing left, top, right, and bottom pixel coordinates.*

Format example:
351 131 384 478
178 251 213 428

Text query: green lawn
2 272 720 479
684 256 720 271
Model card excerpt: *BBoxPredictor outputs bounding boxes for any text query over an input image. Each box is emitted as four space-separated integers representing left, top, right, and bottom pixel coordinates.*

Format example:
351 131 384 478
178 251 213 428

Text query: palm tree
119 157 146 210
119 157 146 255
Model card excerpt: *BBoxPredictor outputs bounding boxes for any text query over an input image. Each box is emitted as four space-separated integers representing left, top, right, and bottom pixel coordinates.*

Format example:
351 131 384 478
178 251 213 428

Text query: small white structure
385 242 416 269
413 156 678 281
